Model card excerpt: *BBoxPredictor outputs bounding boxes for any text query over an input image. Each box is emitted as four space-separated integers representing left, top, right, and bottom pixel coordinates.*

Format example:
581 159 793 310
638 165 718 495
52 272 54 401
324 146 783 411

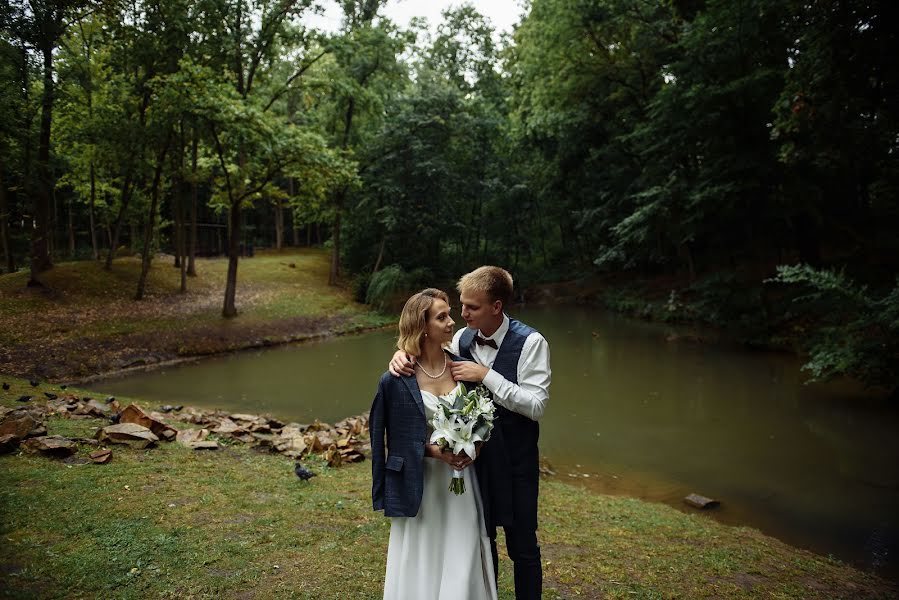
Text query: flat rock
684 493 720 509
176 428 209 444
248 422 272 434
23 435 77 456
74 399 111 418
275 435 308 456
0 433 21 453
96 423 159 449
0 412 42 441
229 413 261 422
119 404 177 439
213 418 243 434
89 448 113 464
251 433 275 447
184 440 219 450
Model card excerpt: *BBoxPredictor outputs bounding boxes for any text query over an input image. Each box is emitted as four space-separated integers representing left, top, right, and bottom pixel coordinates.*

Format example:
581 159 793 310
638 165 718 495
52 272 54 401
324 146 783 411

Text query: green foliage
771 265 899 392
365 264 405 311
363 264 438 312
1 0 897 393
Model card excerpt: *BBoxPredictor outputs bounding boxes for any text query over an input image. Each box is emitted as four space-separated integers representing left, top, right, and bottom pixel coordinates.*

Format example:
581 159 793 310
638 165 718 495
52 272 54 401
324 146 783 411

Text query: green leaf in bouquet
473 421 492 440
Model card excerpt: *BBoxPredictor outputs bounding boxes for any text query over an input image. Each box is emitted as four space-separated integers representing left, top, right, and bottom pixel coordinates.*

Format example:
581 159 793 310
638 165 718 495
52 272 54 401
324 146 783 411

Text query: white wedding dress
383 385 498 600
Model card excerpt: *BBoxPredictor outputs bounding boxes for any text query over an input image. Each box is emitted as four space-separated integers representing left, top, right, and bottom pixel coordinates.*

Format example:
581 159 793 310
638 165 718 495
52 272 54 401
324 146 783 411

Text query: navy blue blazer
370 350 478 517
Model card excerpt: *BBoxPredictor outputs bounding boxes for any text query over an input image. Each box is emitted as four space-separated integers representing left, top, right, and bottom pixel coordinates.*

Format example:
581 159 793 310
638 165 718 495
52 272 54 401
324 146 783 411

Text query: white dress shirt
450 314 551 421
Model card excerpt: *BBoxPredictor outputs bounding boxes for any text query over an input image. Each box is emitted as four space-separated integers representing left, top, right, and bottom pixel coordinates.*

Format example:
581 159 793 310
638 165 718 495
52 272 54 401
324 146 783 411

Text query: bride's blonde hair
397 288 450 356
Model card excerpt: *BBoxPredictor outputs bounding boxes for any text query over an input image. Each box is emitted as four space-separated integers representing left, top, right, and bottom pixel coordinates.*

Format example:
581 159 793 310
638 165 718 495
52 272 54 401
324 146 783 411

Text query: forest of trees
1 0 897 390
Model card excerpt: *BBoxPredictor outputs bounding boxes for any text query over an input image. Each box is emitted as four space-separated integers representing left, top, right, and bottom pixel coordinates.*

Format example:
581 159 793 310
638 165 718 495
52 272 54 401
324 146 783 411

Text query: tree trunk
175 123 187 292
130 220 138 254
329 191 343 285
29 39 56 284
107 92 148 269
88 162 98 259
178 184 187 293
372 235 385 274
135 142 170 300
173 189 181 268
173 186 182 267
0 169 14 273
187 124 198 276
287 177 298 246
104 208 112 249
67 195 75 257
105 173 133 269
274 195 283 250
678 241 696 282
222 201 241 317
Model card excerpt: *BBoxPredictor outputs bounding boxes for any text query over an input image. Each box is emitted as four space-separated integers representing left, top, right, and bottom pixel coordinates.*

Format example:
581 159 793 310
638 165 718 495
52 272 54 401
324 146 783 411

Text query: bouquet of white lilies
429 383 496 495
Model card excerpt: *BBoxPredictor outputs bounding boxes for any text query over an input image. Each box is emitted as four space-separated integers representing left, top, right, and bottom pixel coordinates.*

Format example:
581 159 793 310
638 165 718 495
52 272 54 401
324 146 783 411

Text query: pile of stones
1 391 369 468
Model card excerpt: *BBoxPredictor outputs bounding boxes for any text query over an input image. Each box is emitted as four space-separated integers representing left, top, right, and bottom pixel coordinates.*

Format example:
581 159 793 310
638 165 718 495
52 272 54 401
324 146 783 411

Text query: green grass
0 378 894 599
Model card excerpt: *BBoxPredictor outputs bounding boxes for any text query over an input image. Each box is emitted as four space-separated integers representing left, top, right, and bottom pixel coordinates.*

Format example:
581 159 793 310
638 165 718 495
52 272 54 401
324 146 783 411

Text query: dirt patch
708 572 770 591
0 314 352 382
0 561 24 577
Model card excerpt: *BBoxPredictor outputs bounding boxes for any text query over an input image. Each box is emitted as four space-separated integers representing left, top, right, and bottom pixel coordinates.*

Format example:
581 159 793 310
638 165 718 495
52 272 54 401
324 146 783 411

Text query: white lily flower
453 417 484 460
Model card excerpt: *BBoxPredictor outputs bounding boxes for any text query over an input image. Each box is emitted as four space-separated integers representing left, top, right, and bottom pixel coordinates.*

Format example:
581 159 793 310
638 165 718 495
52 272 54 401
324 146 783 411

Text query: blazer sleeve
370 374 388 511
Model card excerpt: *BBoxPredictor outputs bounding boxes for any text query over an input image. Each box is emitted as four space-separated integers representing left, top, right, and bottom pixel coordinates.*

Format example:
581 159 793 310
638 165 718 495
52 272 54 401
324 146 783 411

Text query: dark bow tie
474 335 498 349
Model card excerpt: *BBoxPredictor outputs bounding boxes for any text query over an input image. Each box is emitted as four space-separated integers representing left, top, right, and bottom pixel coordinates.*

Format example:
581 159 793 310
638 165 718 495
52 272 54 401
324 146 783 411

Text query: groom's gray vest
460 317 540 531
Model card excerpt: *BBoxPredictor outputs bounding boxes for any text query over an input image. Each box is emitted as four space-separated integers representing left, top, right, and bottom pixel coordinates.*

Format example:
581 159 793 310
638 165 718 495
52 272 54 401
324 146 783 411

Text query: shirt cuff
482 369 504 394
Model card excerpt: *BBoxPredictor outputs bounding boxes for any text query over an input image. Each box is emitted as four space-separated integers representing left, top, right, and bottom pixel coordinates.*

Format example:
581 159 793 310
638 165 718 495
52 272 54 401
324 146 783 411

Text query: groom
390 266 551 600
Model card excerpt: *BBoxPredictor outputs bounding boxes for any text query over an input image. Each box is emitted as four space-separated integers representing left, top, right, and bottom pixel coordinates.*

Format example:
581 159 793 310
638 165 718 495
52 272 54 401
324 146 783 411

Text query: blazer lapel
400 374 426 417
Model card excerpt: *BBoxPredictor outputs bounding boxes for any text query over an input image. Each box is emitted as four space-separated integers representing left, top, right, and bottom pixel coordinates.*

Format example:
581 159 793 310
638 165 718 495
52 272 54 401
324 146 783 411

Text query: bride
370 288 497 599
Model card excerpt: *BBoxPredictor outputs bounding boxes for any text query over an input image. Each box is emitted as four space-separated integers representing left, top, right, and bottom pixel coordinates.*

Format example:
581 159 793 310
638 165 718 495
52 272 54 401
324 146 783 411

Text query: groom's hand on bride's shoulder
389 350 416 377
449 360 489 383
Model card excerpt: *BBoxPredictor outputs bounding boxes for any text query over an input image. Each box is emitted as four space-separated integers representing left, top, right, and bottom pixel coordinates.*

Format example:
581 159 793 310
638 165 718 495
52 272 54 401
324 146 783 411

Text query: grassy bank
1 378 894 599
0 250 392 381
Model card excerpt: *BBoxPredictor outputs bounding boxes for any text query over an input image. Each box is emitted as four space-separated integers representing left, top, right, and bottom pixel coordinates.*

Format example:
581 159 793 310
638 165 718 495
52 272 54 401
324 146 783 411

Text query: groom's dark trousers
481 405 542 600
463 320 543 600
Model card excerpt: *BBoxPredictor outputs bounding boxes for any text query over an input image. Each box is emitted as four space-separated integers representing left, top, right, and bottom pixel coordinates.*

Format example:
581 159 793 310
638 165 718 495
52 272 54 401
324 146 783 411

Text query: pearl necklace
416 353 447 379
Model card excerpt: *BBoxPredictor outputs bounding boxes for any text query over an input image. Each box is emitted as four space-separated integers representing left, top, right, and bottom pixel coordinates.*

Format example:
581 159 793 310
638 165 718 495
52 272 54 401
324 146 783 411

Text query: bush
366 265 406 312
365 265 438 313
770 265 899 394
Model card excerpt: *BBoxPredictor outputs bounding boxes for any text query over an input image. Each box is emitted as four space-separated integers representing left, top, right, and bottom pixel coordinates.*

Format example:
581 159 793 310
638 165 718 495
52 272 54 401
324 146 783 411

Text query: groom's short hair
457 266 513 307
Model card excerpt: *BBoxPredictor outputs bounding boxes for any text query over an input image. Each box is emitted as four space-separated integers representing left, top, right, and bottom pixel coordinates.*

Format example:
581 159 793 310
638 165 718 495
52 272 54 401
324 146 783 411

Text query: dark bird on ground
109 413 121 424
160 405 174 413
2 383 9 390
174 405 183 411
105 396 116 403
17 395 32 403
61 385 68 390
29 380 39 387
294 463 316 481
44 392 58 400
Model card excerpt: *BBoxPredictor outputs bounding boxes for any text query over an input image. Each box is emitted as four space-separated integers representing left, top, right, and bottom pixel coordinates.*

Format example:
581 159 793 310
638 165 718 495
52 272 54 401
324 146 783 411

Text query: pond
92 306 899 581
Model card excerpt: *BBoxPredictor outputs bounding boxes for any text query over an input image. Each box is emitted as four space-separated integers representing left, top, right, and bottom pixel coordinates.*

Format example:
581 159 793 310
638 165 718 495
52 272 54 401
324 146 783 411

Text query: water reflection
92 306 899 580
